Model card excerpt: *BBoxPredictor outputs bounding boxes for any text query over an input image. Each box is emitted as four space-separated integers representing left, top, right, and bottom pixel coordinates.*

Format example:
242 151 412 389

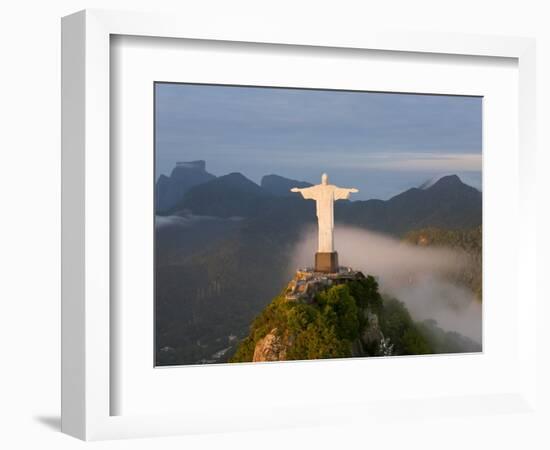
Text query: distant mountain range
159 163 481 235
157 162 482 222
154 161 482 366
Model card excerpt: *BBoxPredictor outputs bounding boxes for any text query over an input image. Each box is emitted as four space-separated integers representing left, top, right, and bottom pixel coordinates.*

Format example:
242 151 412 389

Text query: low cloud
291 226 481 343
155 214 243 229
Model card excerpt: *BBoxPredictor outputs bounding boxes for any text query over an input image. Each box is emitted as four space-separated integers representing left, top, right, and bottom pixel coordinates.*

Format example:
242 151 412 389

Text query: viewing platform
284 267 365 302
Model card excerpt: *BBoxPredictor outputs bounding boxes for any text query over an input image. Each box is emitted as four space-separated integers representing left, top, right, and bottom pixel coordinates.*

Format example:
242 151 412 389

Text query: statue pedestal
315 252 339 273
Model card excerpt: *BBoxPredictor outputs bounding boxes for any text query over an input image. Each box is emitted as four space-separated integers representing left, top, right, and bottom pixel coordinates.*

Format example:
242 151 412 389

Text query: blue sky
155 83 482 200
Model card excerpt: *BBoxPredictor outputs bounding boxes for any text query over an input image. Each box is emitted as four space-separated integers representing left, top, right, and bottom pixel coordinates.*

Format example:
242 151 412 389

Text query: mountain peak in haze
429 174 462 189
418 174 478 192
156 160 216 212
219 172 261 188
261 174 312 196
379 173 481 233
427 175 481 196
174 160 207 172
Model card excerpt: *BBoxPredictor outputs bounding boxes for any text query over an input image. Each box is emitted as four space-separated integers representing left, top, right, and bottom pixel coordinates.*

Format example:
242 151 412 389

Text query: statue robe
296 184 355 253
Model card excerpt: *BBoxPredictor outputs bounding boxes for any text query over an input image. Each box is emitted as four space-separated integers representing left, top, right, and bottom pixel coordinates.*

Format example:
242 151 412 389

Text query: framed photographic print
61 9 537 440
153 82 483 367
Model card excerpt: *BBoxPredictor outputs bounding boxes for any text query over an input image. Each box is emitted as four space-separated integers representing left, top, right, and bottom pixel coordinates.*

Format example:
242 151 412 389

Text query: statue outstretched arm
334 187 359 200
291 185 318 199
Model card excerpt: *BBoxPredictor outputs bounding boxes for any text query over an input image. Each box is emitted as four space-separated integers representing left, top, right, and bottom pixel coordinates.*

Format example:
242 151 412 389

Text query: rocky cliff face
253 328 289 362
251 309 385 362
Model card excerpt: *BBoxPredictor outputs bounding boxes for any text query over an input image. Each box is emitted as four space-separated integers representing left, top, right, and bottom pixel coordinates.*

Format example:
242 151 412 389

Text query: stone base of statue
315 252 339 273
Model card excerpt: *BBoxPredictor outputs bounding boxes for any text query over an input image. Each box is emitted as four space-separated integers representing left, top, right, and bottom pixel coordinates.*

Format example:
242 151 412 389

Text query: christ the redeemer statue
291 173 358 273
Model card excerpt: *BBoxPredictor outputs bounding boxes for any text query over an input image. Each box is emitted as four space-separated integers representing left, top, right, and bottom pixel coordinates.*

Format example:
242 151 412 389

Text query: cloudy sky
155 83 482 200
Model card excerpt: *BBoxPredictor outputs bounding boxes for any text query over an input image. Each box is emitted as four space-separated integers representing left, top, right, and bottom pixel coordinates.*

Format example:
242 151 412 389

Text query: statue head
321 173 328 185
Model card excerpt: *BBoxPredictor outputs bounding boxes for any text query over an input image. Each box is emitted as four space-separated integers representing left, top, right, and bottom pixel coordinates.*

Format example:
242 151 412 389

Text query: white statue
291 173 358 253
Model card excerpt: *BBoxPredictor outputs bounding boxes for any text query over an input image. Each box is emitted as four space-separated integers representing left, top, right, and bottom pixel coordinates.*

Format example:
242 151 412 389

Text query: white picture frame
61 9 537 441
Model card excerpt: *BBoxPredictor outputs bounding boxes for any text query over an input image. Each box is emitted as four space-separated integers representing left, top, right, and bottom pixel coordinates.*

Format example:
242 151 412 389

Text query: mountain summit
230 267 480 363
418 174 478 191
156 160 216 212
171 172 268 218
261 174 312 196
